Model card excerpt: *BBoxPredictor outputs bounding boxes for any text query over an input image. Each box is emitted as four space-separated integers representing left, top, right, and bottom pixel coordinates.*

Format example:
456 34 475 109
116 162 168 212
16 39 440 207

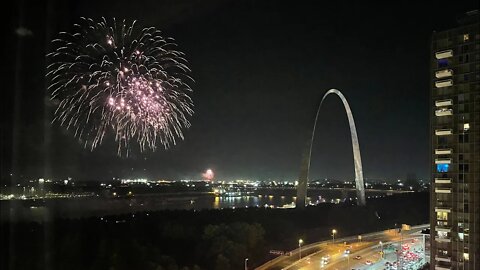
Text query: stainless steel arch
296 89 366 207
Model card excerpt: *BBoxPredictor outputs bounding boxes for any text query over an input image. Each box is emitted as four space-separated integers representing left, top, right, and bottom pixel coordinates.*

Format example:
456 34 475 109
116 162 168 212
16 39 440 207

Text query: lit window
437 220 448 226
464 123 470 131
458 232 464 240
464 253 469 261
438 231 448 238
437 211 448 220
437 164 449 173
463 34 469 41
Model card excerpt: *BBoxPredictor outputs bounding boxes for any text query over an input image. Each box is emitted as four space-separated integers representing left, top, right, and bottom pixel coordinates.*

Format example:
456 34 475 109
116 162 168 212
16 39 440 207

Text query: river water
1 188 395 221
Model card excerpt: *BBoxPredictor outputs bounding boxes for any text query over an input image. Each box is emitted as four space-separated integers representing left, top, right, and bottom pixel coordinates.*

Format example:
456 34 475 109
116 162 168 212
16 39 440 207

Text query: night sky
3 0 479 182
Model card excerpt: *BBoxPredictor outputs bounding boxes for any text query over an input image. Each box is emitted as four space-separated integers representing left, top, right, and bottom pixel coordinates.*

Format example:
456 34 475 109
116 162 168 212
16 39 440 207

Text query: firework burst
47 17 194 156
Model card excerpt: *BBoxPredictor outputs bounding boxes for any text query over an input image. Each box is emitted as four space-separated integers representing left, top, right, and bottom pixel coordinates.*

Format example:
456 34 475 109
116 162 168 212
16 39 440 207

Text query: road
255 224 428 270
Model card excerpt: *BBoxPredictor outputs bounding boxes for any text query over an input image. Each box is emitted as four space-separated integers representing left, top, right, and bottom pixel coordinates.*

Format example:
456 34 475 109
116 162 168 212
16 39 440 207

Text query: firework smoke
47 17 194 156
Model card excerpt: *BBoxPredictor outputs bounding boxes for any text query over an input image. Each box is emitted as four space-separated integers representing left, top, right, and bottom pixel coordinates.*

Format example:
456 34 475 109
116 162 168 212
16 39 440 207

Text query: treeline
1 192 428 269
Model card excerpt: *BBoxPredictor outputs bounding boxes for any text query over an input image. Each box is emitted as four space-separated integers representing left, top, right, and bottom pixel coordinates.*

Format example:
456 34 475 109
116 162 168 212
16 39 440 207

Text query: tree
215 254 230 270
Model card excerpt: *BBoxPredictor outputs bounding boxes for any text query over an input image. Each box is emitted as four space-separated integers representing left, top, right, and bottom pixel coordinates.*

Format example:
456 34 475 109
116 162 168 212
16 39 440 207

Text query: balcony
435 129 452 136
435 108 453 116
435 255 451 263
435 99 453 107
435 178 452 184
435 50 453 59
435 236 451 243
435 206 451 212
435 188 451 194
435 226 451 232
435 265 451 270
435 79 453 88
435 158 451 164
435 69 453 78
435 149 452 155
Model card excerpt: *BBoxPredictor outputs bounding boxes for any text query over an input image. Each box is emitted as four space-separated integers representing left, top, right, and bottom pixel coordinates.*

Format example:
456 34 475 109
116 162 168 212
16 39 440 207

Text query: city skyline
4 0 479 183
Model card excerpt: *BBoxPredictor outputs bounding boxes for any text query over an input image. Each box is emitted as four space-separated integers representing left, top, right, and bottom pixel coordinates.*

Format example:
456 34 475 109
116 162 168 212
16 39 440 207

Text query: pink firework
46 17 194 156
202 169 214 181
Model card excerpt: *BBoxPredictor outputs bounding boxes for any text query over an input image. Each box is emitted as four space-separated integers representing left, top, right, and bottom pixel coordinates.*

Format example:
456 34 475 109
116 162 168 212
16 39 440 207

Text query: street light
298 239 304 259
332 229 337 244
379 241 383 259
244 258 248 270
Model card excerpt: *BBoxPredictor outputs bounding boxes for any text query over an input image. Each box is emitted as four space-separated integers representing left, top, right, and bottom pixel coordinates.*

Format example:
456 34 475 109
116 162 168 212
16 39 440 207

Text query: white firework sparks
46 17 194 156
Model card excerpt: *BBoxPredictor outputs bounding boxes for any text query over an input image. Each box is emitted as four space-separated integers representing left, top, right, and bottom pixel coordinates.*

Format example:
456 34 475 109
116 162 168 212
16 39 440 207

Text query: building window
463 34 469 41
437 164 449 172
459 164 469 172
459 134 469 143
438 136 448 145
438 59 448 68
458 93 467 102
464 253 469 261
437 220 448 226
437 211 448 220
463 123 470 131
438 231 448 238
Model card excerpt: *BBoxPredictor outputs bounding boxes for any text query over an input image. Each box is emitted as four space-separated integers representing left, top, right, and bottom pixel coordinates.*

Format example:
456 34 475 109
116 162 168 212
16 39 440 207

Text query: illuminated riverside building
430 10 479 270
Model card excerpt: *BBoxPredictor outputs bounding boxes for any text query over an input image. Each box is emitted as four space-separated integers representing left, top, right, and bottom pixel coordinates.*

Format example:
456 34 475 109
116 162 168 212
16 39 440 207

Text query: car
344 249 351 254
365 260 372 265
321 255 330 266
354 255 362 260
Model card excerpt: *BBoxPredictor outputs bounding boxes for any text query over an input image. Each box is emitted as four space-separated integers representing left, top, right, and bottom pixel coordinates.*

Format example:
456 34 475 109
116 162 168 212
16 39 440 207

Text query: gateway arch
296 89 366 208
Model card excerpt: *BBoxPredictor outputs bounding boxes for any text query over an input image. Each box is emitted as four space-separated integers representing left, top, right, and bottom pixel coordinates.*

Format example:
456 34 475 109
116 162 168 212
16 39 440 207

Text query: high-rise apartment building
430 10 479 270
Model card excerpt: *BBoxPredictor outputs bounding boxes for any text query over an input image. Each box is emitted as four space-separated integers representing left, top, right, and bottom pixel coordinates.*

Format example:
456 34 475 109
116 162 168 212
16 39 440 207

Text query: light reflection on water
192 189 387 210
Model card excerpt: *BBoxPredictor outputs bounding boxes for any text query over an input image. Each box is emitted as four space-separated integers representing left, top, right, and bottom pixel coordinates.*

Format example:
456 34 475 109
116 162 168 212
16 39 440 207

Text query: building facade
430 11 480 270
